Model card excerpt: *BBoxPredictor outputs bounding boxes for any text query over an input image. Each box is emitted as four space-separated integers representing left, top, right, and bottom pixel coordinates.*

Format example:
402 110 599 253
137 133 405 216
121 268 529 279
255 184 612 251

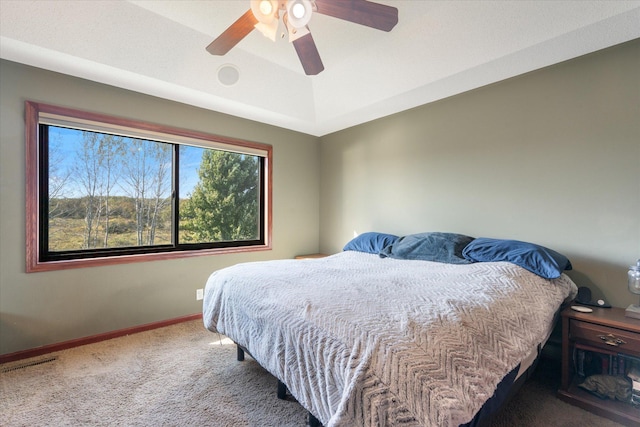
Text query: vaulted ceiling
1 1 639 136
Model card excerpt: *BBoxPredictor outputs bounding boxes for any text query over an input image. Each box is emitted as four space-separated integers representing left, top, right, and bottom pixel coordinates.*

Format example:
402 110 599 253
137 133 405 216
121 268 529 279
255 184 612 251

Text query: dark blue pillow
462 238 572 279
379 232 474 264
343 232 399 254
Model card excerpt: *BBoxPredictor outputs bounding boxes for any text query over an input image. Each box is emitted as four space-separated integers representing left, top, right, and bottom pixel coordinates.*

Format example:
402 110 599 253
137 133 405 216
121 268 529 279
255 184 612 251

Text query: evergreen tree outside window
26 101 272 272
179 148 260 244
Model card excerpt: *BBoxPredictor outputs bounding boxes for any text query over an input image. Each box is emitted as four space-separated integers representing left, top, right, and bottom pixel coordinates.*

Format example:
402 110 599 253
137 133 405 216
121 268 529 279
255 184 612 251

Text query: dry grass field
48 217 172 251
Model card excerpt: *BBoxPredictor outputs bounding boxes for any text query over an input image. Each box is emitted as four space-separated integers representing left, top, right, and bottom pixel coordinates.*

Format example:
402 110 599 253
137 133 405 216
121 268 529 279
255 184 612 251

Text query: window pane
179 145 260 244
27 101 271 272
47 126 173 252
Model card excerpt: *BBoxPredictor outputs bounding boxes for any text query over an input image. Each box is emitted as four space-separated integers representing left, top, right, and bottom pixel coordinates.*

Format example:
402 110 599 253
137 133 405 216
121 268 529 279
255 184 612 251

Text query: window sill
27 244 272 273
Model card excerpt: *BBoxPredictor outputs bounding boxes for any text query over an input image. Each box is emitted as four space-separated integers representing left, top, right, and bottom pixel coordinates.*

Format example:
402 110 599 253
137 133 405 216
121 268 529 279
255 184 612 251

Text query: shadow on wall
564 256 634 309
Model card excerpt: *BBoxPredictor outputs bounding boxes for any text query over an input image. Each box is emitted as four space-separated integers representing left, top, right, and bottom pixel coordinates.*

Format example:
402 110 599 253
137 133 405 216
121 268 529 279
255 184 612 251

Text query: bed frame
236 344 322 426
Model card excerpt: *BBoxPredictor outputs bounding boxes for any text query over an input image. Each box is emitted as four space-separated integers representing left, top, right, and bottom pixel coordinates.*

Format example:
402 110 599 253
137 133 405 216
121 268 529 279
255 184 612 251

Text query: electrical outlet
196 288 204 301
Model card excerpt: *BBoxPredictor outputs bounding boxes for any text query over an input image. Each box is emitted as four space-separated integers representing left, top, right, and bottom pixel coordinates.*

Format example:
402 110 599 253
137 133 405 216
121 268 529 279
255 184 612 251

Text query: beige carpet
0 320 624 426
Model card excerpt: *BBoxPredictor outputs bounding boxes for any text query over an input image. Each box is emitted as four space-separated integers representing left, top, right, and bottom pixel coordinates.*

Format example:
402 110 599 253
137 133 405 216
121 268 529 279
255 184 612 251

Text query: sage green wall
2 40 639 357
319 40 640 309
0 60 320 356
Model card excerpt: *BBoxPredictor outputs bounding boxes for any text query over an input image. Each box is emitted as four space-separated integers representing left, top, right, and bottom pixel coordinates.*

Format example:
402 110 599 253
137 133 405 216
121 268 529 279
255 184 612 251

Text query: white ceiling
1 1 639 136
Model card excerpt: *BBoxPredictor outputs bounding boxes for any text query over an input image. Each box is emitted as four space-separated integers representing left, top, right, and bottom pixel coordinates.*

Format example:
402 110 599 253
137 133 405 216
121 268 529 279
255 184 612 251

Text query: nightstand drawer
570 319 640 354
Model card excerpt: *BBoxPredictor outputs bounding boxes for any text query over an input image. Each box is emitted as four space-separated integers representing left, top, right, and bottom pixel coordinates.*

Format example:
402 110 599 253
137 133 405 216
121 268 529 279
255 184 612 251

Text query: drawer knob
598 334 626 346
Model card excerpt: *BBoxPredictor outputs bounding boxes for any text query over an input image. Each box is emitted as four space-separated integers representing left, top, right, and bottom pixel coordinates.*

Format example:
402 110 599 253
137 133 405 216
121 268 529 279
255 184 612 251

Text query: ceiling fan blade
206 9 258 55
314 0 398 32
292 32 325 75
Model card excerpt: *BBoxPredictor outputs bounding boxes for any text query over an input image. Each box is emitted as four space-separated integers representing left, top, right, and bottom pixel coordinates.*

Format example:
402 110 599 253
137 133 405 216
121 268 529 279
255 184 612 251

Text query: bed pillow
343 232 399 254
379 232 474 264
462 238 572 279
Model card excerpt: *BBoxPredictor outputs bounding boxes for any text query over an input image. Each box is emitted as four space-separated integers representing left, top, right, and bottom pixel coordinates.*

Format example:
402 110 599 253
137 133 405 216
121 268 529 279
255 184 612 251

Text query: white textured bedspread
203 252 577 426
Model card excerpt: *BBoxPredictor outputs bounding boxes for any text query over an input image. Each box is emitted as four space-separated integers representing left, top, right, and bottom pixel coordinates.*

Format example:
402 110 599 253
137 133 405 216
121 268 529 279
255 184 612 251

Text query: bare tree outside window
99 134 124 247
119 139 172 246
47 132 74 230
72 131 105 249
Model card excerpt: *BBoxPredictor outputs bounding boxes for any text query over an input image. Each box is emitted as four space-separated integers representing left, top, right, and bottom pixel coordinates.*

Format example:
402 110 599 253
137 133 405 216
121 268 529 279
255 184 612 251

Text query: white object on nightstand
570 306 593 313
626 259 640 319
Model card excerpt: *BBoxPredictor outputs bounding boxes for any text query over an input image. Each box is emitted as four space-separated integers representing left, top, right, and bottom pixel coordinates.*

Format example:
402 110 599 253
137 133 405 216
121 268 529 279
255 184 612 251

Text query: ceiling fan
206 0 399 76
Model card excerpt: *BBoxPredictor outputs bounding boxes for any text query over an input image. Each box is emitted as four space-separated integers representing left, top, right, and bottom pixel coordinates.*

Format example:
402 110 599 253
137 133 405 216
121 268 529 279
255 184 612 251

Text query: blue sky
49 126 203 198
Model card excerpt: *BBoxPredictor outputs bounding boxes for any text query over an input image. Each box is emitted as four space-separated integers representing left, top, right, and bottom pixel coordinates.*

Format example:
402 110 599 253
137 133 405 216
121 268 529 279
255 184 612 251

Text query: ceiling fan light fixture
208 0 398 76
259 0 273 15
251 0 278 24
285 20 310 42
286 0 313 29
292 3 305 18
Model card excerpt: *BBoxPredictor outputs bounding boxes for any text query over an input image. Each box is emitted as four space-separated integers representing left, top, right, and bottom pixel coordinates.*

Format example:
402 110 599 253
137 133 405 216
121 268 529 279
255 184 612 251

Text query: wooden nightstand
294 254 328 259
558 306 640 426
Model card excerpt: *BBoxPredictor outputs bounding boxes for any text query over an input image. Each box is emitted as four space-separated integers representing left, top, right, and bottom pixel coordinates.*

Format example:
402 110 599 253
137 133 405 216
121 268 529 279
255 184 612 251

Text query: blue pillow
379 232 474 264
462 238 572 279
343 232 399 254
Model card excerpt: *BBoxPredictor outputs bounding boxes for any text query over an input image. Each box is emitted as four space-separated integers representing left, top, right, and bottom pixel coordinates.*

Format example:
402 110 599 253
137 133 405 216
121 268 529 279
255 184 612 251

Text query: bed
203 232 578 426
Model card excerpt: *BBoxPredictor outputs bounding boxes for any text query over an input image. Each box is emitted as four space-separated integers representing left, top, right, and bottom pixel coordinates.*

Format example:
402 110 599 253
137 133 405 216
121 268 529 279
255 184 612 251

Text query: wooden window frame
25 101 272 272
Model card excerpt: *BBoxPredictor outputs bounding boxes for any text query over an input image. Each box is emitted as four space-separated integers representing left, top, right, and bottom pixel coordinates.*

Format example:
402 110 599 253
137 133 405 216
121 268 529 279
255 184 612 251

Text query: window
26 101 272 272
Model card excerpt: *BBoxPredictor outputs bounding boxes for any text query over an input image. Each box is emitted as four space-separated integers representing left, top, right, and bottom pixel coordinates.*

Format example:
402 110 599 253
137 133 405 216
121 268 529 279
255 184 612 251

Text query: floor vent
1 356 58 373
